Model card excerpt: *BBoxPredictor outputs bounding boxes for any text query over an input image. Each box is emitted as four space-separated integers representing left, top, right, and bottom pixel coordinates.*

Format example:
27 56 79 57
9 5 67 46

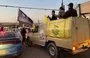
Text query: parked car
0 31 23 58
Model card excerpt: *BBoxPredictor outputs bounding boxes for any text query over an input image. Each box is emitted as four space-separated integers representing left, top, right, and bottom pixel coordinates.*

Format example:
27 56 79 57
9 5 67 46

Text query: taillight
72 45 78 51
72 46 76 51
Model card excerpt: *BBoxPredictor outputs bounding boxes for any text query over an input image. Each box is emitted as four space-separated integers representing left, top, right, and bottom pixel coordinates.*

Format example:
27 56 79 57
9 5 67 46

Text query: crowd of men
47 3 78 20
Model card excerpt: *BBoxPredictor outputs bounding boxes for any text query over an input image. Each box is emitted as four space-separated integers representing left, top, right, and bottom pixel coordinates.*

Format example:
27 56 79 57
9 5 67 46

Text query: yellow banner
45 17 71 39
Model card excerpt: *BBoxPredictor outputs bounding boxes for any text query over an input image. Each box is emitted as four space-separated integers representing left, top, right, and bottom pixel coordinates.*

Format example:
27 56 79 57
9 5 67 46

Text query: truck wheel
47 43 58 58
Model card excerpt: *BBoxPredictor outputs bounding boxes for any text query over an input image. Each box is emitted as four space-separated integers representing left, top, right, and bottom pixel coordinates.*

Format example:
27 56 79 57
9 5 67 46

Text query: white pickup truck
30 17 90 58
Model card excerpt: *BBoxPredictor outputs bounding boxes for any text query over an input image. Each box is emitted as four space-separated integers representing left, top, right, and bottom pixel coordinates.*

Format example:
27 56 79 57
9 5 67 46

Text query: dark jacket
48 15 57 20
63 8 77 18
21 28 26 36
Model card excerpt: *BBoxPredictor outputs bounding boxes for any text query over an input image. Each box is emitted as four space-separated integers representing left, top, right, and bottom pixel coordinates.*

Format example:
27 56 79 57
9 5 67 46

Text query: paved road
19 46 50 58
19 46 90 58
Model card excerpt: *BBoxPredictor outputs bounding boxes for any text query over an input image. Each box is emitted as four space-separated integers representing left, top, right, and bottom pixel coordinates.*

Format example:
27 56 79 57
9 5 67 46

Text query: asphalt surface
19 46 50 58
19 45 90 58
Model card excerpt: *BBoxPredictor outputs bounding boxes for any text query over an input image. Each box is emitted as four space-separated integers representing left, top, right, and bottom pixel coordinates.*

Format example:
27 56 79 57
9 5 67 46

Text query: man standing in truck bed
47 10 57 20
64 3 77 18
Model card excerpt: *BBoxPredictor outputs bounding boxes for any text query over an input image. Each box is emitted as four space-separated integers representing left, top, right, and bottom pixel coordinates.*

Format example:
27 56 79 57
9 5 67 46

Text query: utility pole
61 0 64 7
61 0 65 11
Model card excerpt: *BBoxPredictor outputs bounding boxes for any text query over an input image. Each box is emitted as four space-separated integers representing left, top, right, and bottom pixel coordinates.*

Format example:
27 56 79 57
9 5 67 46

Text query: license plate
0 50 7 55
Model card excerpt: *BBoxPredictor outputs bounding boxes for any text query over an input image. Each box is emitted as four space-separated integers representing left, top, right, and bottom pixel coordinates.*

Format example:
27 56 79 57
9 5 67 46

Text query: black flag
18 9 33 25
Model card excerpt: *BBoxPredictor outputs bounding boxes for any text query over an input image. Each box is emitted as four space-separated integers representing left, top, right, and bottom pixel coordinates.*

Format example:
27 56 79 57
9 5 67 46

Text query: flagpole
17 8 20 21
17 8 21 26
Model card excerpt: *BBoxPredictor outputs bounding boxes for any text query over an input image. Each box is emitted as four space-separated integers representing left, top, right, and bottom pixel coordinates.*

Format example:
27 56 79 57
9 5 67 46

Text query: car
0 31 23 58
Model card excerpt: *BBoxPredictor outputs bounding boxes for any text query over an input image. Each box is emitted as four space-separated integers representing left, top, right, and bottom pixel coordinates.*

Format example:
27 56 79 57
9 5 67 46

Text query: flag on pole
18 9 33 25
